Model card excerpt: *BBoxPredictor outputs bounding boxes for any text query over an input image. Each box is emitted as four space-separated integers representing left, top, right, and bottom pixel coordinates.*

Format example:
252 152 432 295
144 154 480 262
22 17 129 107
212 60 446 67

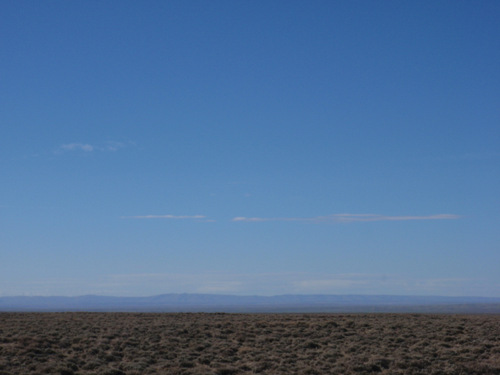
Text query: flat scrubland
1 313 499 375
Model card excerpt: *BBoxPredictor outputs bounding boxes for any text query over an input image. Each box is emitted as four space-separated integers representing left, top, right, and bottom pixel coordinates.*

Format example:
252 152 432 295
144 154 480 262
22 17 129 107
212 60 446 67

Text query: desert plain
0 312 499 375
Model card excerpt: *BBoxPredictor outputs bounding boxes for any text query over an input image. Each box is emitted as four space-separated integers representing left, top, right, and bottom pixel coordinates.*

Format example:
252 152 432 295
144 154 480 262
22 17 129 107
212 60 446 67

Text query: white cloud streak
60 143 94 152
232 213 460 223
103 141 125 151
59 141 128 153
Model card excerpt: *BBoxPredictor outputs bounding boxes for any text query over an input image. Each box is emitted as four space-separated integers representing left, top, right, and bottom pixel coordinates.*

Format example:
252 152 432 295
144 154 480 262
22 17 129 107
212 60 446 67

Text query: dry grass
1 313 499 374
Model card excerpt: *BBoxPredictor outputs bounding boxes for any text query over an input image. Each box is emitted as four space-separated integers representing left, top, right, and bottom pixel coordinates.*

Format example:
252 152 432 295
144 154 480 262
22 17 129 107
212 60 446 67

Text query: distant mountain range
1 294 499 313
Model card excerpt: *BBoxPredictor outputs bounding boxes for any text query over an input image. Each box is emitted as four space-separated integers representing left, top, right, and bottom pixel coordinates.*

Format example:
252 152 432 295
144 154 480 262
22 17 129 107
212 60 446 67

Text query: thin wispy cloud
122 214 207 220
101 141 126 151
60 143 94 152
58 141 128 153
232 213 460 223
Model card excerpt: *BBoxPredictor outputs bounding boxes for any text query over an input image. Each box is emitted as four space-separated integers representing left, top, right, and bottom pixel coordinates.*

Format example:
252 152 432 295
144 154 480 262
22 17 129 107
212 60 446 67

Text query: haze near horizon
1 1 499 298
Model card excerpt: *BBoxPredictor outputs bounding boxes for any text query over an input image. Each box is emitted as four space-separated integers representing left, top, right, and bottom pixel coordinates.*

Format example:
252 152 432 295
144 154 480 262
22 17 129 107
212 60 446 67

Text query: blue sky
1 1 499 297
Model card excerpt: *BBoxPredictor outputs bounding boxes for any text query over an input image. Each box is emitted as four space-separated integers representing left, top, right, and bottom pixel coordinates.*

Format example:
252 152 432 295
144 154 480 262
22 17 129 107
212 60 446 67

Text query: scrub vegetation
1 313 499 374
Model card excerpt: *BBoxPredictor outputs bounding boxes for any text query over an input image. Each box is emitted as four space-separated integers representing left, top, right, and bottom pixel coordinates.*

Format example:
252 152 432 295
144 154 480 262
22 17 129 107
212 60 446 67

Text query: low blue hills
1 294 499 313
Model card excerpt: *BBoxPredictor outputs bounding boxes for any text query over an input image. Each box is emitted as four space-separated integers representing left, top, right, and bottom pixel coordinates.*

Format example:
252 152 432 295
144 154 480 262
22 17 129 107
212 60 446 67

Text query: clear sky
1 1 499 297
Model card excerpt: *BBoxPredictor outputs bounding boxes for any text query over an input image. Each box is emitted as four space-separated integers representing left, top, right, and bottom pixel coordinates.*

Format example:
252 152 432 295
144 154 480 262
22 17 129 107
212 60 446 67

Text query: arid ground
1 313 499 374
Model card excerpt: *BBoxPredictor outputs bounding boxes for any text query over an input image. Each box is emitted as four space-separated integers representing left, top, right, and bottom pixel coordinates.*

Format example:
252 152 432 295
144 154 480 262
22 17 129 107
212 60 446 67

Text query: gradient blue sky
2 1 499 297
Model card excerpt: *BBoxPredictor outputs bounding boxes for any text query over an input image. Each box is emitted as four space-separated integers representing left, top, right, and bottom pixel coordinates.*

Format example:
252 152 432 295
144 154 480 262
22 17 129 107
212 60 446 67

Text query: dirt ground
0 313 499 374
